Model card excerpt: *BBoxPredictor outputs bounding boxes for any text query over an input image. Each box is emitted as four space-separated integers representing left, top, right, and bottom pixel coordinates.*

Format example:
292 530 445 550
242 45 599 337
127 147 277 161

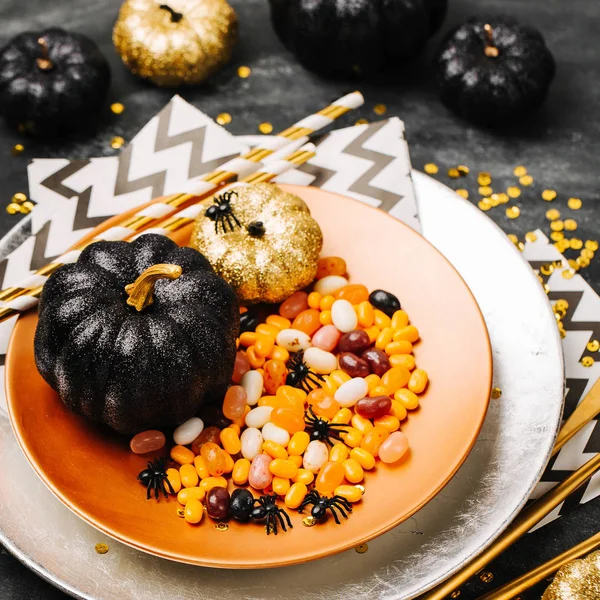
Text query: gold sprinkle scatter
237 65 251 78
542 189 557 201
479 185 493 196
479 571 494 584
507 234 519 244
568 197 582 210
215 522 229 531
555 299 569 311
110 102 125 115
550 231 565 241
12 192 27 203
550 220 565 232
355 484 366 495
555 240 570 253
525 231 537 243
478 172 492 185
570 238 583 250
6 203 20 215
216 112 232 125
553 260 564 268
559 328 566 338
513 165 527 177
11 144 24 156
562 269 575 280
587 340 600 352
507 186 521 198
20 201 34 214
540 264 554 276
577 256 590 268
488 196 499 208
457 165 469 175
519 175 534 186
517 242 525 252
302 516 317 527
497 193 509 204
424 163 438 174
568 259 579 270
491 387 502 399
94 543 109 555
354 118 369 126
456 188 469 199
373 104 387 115
110 136 125 149
478 200 491 211
564 219 578 231
450 592 461 599
586 240 599 251
448 168 460 178
546 209 560 221
582 248 595 259
506 206 520 219
582 356 595 368
258 122 274 134
355 544 369 554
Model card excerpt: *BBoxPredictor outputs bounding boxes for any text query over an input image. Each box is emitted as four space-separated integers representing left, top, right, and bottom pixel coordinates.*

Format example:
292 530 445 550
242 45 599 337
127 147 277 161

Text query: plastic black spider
305 406 348 445
298 489 353 524
137 457 174 500
286 351 326 393
251 493 293 535
205 190 241 233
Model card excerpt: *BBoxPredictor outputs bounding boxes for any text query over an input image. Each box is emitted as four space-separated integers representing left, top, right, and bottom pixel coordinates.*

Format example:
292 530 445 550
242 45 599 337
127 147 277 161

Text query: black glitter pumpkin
34 234 239 435
0 27 111 136
433 17 555 126
268 0 447 77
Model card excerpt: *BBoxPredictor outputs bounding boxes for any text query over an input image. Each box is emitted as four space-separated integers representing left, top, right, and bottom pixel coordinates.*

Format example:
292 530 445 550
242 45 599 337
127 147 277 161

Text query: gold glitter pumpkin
113 0 237 87
543 550 600 599
191 183 323 304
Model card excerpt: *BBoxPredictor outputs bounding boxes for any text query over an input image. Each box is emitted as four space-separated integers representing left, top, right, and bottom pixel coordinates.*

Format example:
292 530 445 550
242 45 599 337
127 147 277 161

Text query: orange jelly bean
357 301 375 327
220 427 242 455
279 291 309 319
200 442 226 476
316 256 347 279
256 323 280 338
194 455 210 479
315 461 345 495
271 407 305 434
307 291 322 309
222 385 247 420
165 468 181 494
263 359 288 395
170 445 194 465
408 369 429 393
269 346 290 362
389 354 416 370
246 346 266 369
266 315 291 330
254 334 275 358
232 458 251 485
361 426 390 457
312 394 340 419
381 366 411 394
239 332 257 347
393 325 420 343
319 310 333 326
276 386 306 413
292 309 321 336
336 284 369 305
179 463 199 488
319 295 335 311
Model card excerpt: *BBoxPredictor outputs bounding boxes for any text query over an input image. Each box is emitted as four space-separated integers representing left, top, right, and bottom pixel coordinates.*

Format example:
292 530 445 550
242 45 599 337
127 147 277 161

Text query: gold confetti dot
507 186 521 198
491 387 502 399
555 299 569 311
424 163 438 174
581 248 595 259
488 196 499 208
550 220 565 232
479 571 494 584
479 185 493 196
373 104 387 115
506 206 520 219
215 522 229 531
568 259 579 270
542 189 557 201
497 193 509 204
110 136 125 149
20 201 34 214
6 203 20 215
258 122 273 134
12 192 27 203
216 112 232 125
457 165 469 175
587 340 600 352
478 172 492 185
568 197 582 210
585 240 599 251
577 256 590 268
302 516 317 527
450 591 461 599
550 231 565 241
513 165 527 177
176 507 185 518
546 208 560 221
519 175 534 186
355 544 369 554
525 231 537 243
540 264 554 275
354 118 369 126
448 168 460 178
517 242 525 252
455 188 469 199
555 240 570 253
237 65 251 78
11 144 24 156
570 238 583 250
478 200 491 211
94 543 109 555
562 269 575 279
582 356 595 368
507 234 519 244
564 219 577 231
110 102 125 115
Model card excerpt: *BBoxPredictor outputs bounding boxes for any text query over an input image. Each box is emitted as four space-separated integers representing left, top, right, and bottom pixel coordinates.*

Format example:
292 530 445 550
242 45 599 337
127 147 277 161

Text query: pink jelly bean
311 324 342 352
378 431 409 464
248 453 273 490
130 430 166 454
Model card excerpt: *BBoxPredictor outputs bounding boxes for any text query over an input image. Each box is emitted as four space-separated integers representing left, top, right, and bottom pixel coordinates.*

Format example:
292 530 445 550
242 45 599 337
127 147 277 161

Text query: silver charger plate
0 172 564 599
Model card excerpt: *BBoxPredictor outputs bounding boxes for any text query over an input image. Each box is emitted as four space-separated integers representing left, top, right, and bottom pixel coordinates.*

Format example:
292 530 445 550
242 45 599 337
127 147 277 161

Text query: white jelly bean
240 427 264 460
241 370 263 406
314 275 349 296
262 422 291 446
303 440 329 473
245 406 274 429
334 377 368 408
275 328 312 353
303 347 337 375
331 299 358 333
173 417 204 446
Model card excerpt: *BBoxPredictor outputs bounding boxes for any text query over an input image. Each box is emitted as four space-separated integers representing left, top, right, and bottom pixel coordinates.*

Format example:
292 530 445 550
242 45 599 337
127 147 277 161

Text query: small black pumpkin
34 234 239 435
0 27 111 136
268 0 447 77
433 17 556 126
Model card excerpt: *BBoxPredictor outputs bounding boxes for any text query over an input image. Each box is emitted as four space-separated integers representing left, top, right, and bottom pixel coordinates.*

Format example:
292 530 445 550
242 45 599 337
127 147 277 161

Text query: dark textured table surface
1 0 599 598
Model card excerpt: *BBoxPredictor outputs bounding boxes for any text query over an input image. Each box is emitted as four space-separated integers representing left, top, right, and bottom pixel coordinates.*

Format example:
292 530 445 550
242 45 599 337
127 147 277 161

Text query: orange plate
6 185 492 568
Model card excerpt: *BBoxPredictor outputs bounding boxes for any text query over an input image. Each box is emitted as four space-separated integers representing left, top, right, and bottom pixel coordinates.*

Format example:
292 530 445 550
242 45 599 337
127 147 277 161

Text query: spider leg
146 480 153 500
328 504 343 524
274 510 287 533
232 212 242 229
152 478 160 500
332 496 353 512
280 508 293 529
266 513 276 535
163 474 175 495
225 214 234 232
214 217 220 234
330 501 349 519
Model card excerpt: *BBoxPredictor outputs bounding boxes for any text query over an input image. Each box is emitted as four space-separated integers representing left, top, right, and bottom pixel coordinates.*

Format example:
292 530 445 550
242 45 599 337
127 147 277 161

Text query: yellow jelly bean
266 315 291 330
319 294 335 311
165 468 181 494
373 414 400 432
288 454 303 468
343 458 364 483
232 458 251 485
381 366 411 394
256 323 280 338
375 327 394 350
357 301 375 328
361 426 390 457
269 346 290 362
395 388 420 410
408 368 429 394
200 476 228 492
374 309 391 329
319 310 333 326
194 455 210 479
351 413 374 434
179 463 199 488
292 468 315 485
330 369 351 387
332 407 353 424
369 385 390 398
391 310 409 330
320 375 338 395
364 325 380 343
364 373 381 392
350 447 376 470
389 399 408 421
222 451 234 474
287 431 310 456
272 476 291 496
384 340 413 355
262 440 289 459
334 485 363 503
329 443 349 463
170 445 195 465
340 427 363 448
228 423 241 436
285 482 308 509
393 325 420 343
220 427 241 455
389 354 416 370
239 332 257 347
269 458 298 479
307 291 322 309
184 499 204 524
177 487 205 505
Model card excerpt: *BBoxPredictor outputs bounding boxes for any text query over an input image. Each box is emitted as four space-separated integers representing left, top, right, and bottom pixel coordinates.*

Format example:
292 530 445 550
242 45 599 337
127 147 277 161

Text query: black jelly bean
206 487 231 521
230 488 255 522
240 311 260 333
369 289 401 317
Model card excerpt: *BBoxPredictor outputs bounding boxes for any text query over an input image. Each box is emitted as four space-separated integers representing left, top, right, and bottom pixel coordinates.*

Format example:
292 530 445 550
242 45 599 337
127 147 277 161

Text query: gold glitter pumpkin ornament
191 183 323 304
113 0 238 87
543 550 600 599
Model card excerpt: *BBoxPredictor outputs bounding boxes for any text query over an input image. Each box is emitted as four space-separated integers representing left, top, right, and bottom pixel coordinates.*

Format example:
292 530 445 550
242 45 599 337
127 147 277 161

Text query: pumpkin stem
159 4 184 23
36 37 54 72
483 24 499 58
125 264 182 312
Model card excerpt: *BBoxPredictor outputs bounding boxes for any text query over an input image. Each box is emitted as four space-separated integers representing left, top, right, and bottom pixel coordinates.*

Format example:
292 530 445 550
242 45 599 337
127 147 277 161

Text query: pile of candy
131 256 428 532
